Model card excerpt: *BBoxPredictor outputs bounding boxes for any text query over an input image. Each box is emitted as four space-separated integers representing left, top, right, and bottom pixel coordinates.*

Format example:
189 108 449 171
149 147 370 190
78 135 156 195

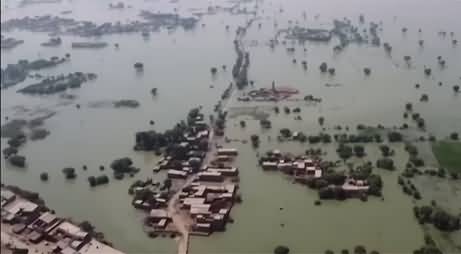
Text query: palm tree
454 85 460 93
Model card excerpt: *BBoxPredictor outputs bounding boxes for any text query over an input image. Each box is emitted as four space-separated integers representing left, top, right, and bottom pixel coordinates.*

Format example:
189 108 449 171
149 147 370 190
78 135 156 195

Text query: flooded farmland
1 0 460 253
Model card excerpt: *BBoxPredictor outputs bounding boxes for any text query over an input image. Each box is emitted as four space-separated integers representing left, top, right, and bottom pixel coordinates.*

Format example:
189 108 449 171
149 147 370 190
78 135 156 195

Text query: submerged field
1 0 461 253
432 141 461 172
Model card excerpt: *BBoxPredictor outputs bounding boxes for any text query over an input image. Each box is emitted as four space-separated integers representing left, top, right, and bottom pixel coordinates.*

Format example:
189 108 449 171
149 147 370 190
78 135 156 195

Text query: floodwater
1 0 460 253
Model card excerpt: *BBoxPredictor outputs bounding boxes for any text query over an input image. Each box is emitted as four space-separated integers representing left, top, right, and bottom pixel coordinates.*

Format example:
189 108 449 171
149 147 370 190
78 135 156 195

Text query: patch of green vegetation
432 141 461 172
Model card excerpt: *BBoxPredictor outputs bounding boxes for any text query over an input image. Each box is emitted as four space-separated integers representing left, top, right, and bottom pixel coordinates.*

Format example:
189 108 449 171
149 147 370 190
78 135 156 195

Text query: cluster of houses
166 148 239 182
134 108 242 236
238 85 300 102
152 113 211 176
259 150 370 197
148 181 238 236
260 150 323 177
141 148 240 236
1 188 124 254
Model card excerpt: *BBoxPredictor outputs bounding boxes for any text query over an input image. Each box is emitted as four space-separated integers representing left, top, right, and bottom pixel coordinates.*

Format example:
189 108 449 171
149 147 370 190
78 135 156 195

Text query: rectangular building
198 172 223 182
217 148 238 156
167 170 188 179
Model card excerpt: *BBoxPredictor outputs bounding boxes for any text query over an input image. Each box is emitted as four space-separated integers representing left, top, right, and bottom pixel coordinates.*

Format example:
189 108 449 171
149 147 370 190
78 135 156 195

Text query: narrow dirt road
167 126 215 254
167 176 195 254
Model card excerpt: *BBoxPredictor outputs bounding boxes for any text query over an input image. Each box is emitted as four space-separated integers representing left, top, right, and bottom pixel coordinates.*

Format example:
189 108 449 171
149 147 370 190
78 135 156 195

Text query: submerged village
1 0 461 254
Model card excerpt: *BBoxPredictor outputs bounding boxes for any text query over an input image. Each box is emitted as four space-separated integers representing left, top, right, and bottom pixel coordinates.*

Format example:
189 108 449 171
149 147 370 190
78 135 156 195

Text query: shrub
376 158 395 170
354 245 367 254
379 145 391 156
337 144 353 160
388 131 403 142
280 128 292 138
260 119 272 129
354 145 365 157
40 172 49 181
274 245 290 254
318 116 325 125
409 156 425 167
405 144 418 156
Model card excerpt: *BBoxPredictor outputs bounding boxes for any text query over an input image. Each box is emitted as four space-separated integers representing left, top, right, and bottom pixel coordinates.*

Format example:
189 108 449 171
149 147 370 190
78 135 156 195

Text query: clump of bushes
279 128 292 138
404 143 418 156
274 245 290 254
333 133 375 143
353 145 365 157
414 205 460 231
379 145 393 157
409 156 425 167
376 158 394 170
336 144 353 160
388 131 403 142
413 245 442 254
402 167 422 178
62 167 77 179
40 172 49 181
260 119 272 129
399 178 421 200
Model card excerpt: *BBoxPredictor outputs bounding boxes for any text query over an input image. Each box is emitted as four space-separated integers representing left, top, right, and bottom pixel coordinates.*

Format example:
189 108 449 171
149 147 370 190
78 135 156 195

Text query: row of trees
414 205 460 232
274 245 381 254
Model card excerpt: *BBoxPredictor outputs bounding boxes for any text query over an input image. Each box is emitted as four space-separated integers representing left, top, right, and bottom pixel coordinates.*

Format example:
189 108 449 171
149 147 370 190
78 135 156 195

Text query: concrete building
198 172 224 182
262 161 278 170
206 167 239 176
1 190 16 207
217 148 238 156
167 169 188 179
1 188 125 254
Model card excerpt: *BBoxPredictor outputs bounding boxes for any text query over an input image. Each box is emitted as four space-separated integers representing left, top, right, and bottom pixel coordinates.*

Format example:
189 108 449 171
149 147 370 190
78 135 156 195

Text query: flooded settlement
1 0 460 254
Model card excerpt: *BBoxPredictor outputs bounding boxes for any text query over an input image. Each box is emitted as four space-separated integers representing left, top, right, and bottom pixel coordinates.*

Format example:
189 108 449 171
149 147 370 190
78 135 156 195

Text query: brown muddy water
1 0 460 253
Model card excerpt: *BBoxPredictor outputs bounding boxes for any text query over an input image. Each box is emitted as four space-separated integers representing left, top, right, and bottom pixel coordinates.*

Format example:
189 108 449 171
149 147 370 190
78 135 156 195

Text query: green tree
274 245 290 254
354 145 365 157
